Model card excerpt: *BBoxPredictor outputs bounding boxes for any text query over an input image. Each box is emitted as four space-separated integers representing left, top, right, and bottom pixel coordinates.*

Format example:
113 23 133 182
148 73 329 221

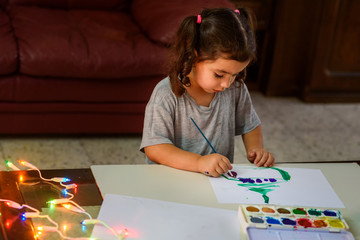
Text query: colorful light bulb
5 160 20 170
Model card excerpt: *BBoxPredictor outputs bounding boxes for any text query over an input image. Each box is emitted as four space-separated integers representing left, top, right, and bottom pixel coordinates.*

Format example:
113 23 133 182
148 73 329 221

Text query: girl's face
189 56 250 94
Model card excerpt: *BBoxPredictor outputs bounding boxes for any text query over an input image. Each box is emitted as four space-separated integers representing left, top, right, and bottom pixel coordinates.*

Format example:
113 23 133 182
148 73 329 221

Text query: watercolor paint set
238 204 355 240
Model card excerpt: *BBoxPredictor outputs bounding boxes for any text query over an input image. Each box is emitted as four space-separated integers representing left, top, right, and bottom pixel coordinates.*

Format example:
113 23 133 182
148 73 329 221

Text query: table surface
91 162 360 240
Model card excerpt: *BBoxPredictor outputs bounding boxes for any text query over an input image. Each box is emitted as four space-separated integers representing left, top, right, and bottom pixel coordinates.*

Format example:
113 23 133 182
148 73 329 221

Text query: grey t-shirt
140 77 260 163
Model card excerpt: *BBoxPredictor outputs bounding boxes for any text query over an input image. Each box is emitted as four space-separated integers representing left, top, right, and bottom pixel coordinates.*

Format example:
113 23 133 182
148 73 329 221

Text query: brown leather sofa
0 0 233 134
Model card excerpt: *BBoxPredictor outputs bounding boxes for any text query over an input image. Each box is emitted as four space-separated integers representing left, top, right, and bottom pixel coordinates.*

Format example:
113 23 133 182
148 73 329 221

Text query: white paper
91 194 240 240
209 166 344 208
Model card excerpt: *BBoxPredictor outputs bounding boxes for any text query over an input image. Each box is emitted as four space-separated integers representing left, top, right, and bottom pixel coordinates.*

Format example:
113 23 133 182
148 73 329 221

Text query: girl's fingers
223 157 233 170
256 151 268 167
264 154 275 167
217 162 228 174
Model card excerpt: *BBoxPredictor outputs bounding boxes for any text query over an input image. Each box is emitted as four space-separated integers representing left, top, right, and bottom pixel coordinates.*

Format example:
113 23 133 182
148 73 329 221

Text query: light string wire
2 159 127 239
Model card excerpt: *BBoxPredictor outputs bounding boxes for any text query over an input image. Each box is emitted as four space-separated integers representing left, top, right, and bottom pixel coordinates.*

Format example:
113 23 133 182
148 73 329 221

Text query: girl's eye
215 73 223 78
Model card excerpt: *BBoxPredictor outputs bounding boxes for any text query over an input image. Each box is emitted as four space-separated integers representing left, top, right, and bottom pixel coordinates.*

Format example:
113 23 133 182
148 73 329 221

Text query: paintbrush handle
190 117 217 153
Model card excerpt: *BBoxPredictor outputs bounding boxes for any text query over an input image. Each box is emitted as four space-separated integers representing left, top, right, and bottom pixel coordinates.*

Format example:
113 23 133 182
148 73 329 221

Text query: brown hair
169 8 257 96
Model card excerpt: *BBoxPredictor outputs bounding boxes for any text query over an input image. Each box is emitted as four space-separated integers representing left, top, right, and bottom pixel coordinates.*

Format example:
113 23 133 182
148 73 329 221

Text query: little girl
140 8 275 177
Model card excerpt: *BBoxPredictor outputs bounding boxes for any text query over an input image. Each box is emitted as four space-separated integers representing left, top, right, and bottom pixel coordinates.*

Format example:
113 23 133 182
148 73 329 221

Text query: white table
91 163 360 239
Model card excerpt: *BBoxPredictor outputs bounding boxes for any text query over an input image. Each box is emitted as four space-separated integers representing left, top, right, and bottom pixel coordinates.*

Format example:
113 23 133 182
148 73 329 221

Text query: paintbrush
190 117 234 177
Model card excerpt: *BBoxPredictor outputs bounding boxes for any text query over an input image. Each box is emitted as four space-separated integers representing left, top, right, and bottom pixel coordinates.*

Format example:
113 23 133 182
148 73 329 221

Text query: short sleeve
140 79 177 152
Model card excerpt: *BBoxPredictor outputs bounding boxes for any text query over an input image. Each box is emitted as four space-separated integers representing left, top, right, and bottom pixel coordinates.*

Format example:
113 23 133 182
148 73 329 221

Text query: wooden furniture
301 0 360 102
233 0 360 102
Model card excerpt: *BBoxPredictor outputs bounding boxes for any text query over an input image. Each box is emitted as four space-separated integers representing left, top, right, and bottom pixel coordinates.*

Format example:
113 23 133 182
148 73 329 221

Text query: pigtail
238 8 257 33
237 8 257 60
231 7 257 84
169 15 199 96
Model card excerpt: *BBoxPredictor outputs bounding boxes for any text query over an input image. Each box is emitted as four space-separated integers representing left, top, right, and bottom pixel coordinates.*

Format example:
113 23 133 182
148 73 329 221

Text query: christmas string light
35 225 93 240
82 219 128 239
63 183 78 190
2 160 128 239
5 160 20 170
22 212 59 228
0 199 39 213
18 160 74 185
17 159 78 199
48 199 85 213
62 204 92 219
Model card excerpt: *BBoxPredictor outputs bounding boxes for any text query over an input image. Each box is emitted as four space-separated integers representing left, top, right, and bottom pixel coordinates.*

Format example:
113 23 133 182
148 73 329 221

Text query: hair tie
196 15 202 24
234 9 240 14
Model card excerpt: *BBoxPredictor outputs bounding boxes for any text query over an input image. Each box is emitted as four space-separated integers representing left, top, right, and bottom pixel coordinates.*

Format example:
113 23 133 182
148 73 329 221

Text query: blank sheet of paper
209 166 344 208
91 194 240 240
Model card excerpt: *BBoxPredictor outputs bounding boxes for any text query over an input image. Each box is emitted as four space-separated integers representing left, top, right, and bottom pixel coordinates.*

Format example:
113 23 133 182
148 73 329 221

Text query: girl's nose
220 77 232 89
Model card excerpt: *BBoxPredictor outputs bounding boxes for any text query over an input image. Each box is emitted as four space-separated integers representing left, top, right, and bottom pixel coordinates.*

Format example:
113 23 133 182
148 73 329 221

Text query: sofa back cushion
0 10 18 75
7 0 131 10
0 0 6 9
11 7 169 79
131 0 235 46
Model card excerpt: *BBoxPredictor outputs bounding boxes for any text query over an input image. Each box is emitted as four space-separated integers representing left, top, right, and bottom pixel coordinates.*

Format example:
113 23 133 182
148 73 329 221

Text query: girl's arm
144 144 232 177
242 125 275 167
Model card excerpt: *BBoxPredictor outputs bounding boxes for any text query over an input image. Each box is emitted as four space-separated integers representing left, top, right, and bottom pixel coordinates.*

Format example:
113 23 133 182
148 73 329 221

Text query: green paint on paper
270 167 291 181
248 187 275 203
224 167 291 204
237 183 279 203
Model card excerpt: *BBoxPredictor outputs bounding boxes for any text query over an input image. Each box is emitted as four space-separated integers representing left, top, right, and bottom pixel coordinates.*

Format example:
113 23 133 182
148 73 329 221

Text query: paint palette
239 204 355 240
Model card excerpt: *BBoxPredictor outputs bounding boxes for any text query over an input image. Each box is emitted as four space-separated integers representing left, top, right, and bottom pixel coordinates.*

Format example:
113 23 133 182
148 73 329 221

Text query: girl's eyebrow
216 69 238 76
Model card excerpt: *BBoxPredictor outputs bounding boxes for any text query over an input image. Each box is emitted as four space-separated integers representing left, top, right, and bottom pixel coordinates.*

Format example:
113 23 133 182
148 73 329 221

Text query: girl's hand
197 153 233 177
247 148 275 167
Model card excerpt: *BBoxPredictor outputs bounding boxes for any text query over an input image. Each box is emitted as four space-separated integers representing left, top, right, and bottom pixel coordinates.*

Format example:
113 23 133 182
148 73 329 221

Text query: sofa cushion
7 0 131 10
0 10 18 75
0 75 162 102
10 6 169 79
0 0 6 8
131 0 235 45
